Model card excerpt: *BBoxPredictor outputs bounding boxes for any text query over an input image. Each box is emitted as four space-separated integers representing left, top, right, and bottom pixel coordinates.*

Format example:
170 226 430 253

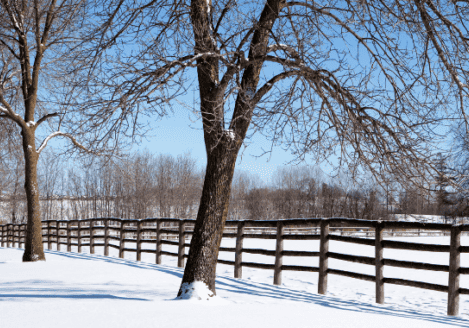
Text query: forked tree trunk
21 129 45 262
177 0 283 298
177 140 239 296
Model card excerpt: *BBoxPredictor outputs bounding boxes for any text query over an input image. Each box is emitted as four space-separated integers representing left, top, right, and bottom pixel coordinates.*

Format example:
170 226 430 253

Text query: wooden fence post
137 221 142 261
104 219 109 256
90 220 95 254
78 221 82 253
318 219 330 295
11 225 15 247
67 221 71 252
119 220 125 259
156 220 162 264
448 225 461 316
274 221 285 285
1 225 4 247
47 221 52 250
235 221 245 278
7 224 11 247
20 224 25 248
56 222 60 251
178 220 185 267
375 222 384 304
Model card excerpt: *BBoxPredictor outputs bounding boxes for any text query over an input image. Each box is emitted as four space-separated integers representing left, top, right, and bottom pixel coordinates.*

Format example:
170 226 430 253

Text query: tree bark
177 141 239 296
21 128 45 261
177 0 284 298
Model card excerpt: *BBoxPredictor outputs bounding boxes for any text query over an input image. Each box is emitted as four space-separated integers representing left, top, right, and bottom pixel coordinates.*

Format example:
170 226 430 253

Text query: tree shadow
2 248 468 326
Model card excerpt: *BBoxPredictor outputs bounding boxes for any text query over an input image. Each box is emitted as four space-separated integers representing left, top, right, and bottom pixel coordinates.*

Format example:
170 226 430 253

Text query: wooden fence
1 217 468 316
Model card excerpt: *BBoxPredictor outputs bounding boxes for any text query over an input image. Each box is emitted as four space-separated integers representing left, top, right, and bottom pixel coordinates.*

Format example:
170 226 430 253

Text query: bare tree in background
0 0 94 261
85 0 454 297
0 0 154 261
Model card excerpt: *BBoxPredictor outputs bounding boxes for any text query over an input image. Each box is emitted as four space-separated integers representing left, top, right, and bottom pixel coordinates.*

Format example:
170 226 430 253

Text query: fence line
1 217 468 316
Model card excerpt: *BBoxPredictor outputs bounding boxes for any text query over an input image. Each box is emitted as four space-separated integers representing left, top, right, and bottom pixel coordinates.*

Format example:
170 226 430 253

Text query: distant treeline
0 150 450 224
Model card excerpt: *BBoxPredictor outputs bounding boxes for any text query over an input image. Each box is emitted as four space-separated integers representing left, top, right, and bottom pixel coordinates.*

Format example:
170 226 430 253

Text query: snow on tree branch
37 131 98 155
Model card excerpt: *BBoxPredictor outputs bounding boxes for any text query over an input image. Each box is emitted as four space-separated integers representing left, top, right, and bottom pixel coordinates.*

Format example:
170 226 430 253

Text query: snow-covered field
1 236 469 328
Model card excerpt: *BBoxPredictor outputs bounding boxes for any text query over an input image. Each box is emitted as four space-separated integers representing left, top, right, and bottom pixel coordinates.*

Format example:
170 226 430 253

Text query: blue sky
131 98 330 187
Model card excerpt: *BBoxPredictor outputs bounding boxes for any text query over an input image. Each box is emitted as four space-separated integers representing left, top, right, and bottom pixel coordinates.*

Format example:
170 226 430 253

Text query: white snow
26 121 36 127
224 129 236 140
177 281 215 300
37 131 64 154
1 236 469 328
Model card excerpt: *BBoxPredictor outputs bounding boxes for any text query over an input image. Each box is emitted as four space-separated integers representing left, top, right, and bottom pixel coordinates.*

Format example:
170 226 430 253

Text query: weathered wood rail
1 217 468 316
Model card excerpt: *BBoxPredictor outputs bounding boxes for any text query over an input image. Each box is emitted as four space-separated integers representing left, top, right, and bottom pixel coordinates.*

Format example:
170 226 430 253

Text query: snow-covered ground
1 236 469 328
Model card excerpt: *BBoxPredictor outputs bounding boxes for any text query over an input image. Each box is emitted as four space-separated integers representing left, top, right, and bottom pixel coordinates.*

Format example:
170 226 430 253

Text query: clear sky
131 96 329 187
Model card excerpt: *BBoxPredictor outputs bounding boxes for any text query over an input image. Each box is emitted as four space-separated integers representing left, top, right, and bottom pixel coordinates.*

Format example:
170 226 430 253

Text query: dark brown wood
67 221 72 252
90 220 95 254
161 250 178 257
329 234 375 246
274 221 284 285
217 259 235 265
318 220 330 294
383 259 449 272
20 225 25 248
382 240 450 252
178 220 185 267
119 221 125 259
161 240 179 246
223 233 238 238
48 221 52 250
460 246 469 253
282 265 319 272
141 249 157 254
329 218 376 228
56 223 61 251
241 262 276 270
242 233 277 239
156 220 162 264
242 248 276 256
104 219 109 256
282 234 320 240
136 221 142 261
328 269 376 282
383 221 452 230
219 247 236 252
448 226 461 316
459 267 469 274
375 222 384 304
77 221 82 253
328 252 375 265
383 278 448 292
235 221 245 278
460 287 469 295
282 250 319 257
1 225 5 247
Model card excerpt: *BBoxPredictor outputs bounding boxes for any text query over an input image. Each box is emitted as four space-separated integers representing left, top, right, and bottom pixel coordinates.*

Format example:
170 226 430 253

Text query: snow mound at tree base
177 281 215 300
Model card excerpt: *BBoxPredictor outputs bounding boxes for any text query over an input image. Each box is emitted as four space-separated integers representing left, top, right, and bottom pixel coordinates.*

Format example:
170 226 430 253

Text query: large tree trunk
177 0 283 298
21 129 45 262
177 139 239 297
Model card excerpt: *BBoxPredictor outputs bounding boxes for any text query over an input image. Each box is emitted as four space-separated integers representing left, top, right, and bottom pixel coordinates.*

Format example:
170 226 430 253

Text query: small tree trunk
177 146 238 297
22 131 45 262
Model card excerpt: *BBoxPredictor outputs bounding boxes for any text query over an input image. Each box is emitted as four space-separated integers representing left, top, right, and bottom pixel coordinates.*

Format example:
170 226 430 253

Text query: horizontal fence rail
1 217 468 316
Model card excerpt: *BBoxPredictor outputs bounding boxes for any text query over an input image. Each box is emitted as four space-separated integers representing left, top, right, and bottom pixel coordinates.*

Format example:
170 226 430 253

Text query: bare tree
85 0 454 297
0 0 152 260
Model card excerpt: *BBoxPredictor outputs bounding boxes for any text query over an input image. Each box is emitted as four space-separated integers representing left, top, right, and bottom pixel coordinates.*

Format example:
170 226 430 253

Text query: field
1 235 469 328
